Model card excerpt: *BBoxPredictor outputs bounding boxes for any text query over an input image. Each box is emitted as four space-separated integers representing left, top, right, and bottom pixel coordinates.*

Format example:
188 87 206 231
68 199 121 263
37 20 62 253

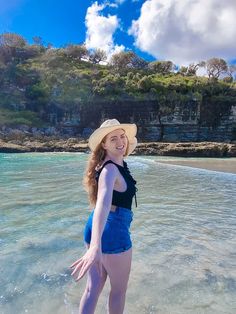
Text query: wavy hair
83 132 129 207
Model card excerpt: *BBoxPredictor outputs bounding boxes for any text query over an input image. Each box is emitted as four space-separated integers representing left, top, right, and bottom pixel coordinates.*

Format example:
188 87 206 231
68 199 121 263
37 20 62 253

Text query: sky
0 0 236 66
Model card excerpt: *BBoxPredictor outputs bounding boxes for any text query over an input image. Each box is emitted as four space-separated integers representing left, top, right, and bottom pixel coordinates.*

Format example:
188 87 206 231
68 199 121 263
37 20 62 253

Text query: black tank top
95 160 137 210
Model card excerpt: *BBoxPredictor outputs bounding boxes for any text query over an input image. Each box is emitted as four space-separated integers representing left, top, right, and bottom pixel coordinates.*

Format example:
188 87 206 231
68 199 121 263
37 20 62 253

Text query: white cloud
85 1 125 60
129 0 236 65
102 0 126 7
113 0 126 4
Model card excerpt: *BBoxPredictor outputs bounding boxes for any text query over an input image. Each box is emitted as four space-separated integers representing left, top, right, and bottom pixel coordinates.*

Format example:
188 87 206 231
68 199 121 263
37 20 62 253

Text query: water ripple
1 153 236 314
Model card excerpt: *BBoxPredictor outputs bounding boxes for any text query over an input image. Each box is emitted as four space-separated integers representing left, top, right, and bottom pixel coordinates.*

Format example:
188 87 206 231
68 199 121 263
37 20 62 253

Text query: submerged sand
157 158 236 174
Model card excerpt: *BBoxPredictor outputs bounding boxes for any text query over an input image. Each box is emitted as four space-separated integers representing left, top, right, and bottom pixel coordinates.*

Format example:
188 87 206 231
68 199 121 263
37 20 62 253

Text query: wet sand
157 158 236 174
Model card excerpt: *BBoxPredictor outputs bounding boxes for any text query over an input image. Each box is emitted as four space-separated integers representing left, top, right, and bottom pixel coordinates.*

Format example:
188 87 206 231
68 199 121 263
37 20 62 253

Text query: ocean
0 153 236 314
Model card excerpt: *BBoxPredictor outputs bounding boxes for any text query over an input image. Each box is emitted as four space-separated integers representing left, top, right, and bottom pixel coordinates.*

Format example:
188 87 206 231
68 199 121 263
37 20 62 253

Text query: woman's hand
70 246 102 281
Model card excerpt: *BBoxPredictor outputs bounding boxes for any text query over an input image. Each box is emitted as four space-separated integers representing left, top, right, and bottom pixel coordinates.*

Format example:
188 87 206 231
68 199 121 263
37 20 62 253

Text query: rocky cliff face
1 101 235 142
140 122 234 142
76 101 236 142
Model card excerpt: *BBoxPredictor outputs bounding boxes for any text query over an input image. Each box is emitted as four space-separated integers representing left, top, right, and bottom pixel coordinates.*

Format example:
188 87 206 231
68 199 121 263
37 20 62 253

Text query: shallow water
155 156 236 174
0 153 236 314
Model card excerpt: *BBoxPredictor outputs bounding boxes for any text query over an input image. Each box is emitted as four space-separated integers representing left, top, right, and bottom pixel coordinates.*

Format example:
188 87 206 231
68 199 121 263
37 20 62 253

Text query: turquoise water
0 153 236 314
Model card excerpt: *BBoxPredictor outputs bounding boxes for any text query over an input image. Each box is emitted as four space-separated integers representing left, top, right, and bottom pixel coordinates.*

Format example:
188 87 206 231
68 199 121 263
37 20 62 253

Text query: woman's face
102 128 128 157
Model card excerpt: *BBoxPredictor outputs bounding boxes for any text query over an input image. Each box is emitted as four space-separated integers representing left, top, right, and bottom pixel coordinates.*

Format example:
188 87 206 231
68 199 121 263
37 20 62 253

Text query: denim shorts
84 207 133 254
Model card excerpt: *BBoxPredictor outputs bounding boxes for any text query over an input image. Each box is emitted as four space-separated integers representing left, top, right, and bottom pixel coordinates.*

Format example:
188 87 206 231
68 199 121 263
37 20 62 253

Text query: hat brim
89 124 137 156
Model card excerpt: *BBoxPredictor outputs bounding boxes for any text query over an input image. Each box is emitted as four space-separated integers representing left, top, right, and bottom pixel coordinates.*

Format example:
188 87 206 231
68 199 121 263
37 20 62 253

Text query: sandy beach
157 158 236 174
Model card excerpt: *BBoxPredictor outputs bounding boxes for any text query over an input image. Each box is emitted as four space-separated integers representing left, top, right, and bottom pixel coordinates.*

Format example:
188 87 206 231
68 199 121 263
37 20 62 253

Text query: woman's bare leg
102 248 132 314
79 262 107 314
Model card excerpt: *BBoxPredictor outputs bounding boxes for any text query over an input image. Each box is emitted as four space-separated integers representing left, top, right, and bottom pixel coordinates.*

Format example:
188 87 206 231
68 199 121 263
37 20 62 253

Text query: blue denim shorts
84 207 133 254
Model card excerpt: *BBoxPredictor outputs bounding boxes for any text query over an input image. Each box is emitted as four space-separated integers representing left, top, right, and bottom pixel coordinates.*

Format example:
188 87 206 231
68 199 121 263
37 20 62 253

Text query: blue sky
1 0 236 66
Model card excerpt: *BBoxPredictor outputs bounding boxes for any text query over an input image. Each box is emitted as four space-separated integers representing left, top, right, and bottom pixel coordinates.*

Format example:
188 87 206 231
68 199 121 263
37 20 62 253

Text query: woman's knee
85 273 106 295
86 276 106 295
110 287 126 298
84 282 102 300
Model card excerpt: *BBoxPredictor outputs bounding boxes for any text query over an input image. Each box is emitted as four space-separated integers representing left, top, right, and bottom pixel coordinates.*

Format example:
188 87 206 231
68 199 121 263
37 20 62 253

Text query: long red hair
83 143 106 207
83 132 129 207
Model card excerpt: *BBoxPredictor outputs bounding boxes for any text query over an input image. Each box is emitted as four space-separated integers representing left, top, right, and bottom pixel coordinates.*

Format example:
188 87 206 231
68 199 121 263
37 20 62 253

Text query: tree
14 46 42 61
148 60 175 74
187 61 205 76
0 33 27 64
178 61 205 76
13 64 40 87
178 66 188 76
93 74 125 96
25 82 50 111
206 58 228 79
131 55 148 69
227 64 236 80
64 44 88 61
110 51 147 70
89 49 107 64
32 36 44 46
0 33 27 48
222 76 233 83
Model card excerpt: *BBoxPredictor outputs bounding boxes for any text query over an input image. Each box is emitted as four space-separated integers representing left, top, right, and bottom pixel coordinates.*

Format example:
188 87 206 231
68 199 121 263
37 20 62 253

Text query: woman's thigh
102 248 132 290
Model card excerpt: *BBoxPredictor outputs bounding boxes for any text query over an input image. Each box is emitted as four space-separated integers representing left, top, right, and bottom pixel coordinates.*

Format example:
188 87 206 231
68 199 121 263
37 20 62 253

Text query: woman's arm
90 163 116 249
70 164 117 281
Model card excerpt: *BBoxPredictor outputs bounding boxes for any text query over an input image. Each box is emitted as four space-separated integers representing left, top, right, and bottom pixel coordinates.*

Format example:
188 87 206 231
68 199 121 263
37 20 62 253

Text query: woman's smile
116 145 125 150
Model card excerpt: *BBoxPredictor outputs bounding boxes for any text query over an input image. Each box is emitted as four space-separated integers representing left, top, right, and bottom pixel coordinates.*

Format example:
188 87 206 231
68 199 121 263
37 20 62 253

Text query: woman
70 119 138 314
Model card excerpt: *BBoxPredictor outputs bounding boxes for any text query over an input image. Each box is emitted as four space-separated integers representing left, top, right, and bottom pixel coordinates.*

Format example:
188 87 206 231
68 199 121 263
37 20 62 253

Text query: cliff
1 37 236 143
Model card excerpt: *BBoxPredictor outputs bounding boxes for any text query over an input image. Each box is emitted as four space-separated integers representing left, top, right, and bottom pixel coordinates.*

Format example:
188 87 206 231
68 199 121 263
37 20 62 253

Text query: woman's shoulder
97 161 119 185
96 160 119 175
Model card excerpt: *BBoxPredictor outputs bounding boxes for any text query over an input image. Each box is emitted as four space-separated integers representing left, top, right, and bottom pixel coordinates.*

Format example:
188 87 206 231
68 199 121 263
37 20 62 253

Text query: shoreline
1 138 236 174
0 138 236 157
156 159 236 174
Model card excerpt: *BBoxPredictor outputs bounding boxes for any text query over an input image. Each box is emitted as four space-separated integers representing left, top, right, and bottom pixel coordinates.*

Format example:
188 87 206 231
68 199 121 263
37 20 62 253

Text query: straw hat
88 119 137 155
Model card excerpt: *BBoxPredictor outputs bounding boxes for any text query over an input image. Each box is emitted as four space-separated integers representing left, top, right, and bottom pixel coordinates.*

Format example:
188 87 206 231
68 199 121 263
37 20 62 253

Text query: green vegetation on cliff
0 108 44 127
1 32 236 128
